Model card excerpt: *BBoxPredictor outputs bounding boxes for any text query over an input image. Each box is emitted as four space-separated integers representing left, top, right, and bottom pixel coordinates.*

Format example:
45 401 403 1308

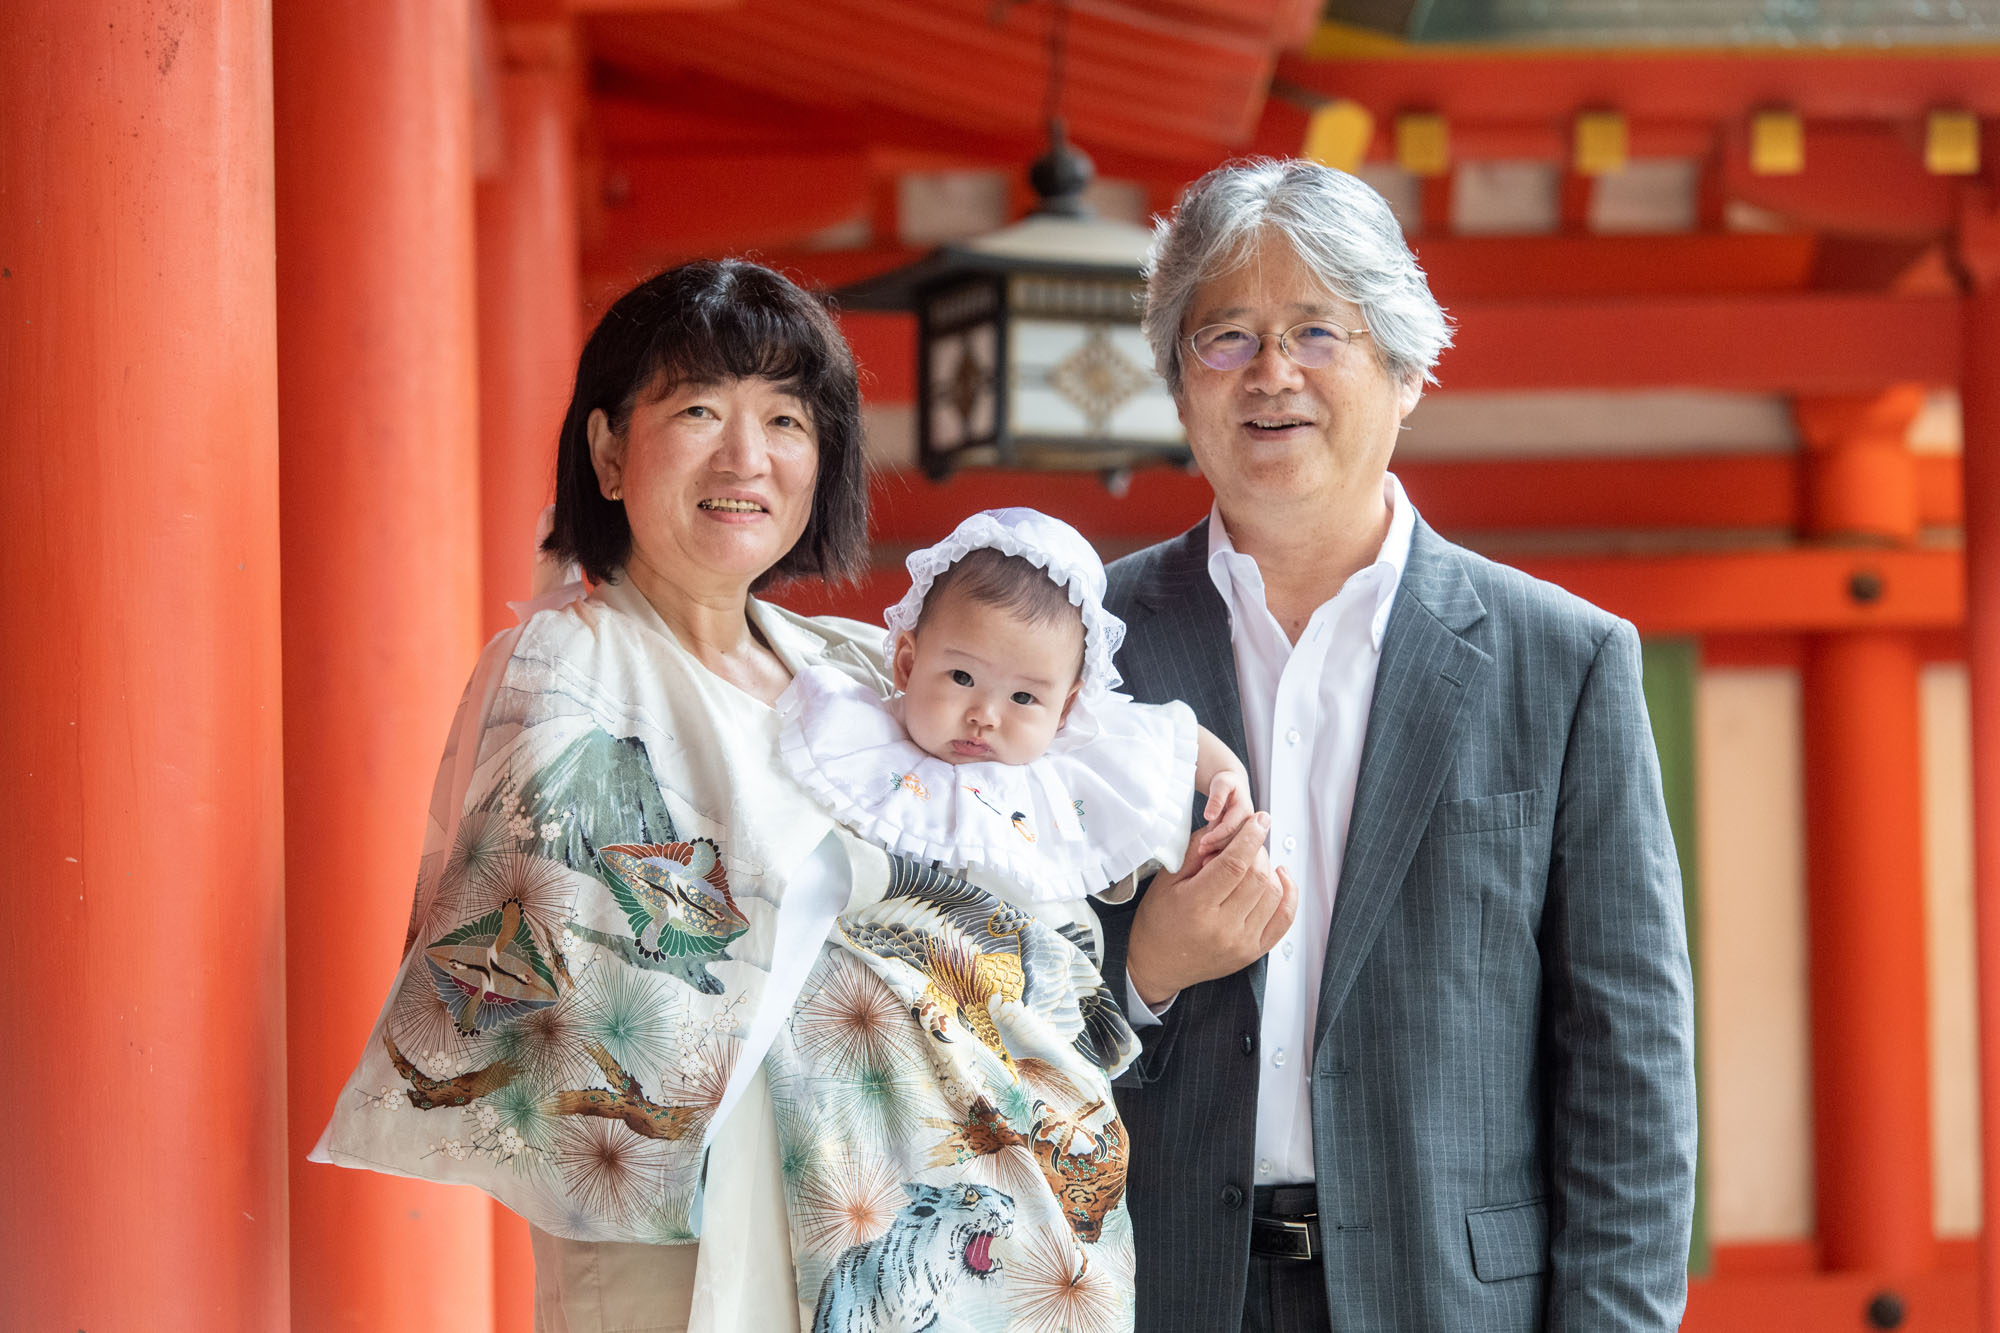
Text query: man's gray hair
1142 158 1453 395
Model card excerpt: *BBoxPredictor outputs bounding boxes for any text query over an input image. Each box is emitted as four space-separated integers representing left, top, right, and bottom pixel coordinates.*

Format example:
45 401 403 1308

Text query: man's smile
1244 413 1314 433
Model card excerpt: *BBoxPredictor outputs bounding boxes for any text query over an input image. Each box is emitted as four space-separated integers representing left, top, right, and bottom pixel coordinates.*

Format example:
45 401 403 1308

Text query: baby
779 507 1251 924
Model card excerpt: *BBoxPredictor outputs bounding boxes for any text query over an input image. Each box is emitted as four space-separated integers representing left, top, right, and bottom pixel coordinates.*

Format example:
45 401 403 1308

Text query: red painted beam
867 467 1216 547
1406 453 1963 531
772 564 914 626
1705 627 1966 670
764 234 1825 305
1724 123 1962 240
1444 293 1960 393
777 542 1964 640
572 0 743 10
842 311 917 405
1511 547 1962 636
1357 117 1717 164
1682 1264 1974 1332
585 149 873 277
779 290 1964 394
1406 455 1802 533
854 455 1964 548
1473 442 1967 537
1415 234 1819 301
1281 49 2000 123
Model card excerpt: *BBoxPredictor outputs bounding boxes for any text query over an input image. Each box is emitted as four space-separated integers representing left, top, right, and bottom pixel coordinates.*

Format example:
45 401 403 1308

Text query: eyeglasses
1186 320 1372 372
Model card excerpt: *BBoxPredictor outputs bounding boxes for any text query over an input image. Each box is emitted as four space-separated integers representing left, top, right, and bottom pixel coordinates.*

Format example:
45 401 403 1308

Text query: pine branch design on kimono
551 1039 702 1141
383 1033 521 1109
382 1032 702 1141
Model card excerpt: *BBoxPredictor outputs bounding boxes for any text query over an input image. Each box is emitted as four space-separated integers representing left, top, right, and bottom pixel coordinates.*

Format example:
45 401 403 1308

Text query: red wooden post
474 19 585 1325
274 1 493 1327
477 20 583 641
1958 187 2000 1333
0 1 289 1326
1796 389 1937 1277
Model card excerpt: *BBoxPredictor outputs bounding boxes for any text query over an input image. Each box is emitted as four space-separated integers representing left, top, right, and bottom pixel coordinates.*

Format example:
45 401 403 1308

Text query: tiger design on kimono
811 1181 1015 1333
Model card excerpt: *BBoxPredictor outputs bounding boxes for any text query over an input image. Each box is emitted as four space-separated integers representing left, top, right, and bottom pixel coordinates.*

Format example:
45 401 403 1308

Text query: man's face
1173 234 1421 518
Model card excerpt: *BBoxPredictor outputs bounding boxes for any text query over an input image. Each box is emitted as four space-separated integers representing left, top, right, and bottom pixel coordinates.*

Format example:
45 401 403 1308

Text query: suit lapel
1124 520 1249 775
1314 520 1491 1044
1120 521 1263 1006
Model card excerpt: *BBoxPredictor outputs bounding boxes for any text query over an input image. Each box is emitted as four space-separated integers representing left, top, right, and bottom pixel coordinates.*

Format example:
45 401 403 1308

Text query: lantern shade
835 211 1187 478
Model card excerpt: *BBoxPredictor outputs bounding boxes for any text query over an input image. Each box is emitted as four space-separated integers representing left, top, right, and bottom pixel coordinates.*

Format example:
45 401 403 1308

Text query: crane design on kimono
424 898 561 1035
594 838 750 991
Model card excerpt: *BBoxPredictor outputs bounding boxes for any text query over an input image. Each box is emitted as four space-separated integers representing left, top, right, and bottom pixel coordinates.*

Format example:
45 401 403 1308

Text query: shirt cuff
1124 967 1176 1028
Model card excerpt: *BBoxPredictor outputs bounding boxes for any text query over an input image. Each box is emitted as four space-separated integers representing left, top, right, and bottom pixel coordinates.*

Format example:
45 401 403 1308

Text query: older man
1099 159 1697 1332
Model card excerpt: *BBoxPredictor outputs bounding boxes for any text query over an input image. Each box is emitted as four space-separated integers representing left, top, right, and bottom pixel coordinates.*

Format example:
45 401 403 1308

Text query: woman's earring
609 484 623 501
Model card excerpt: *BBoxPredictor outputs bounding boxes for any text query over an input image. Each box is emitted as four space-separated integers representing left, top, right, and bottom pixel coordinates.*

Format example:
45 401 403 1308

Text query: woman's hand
1125 812 1297 1010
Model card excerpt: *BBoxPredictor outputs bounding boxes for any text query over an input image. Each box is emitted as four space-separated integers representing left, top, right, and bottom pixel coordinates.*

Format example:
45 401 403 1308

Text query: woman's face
589 375 820 598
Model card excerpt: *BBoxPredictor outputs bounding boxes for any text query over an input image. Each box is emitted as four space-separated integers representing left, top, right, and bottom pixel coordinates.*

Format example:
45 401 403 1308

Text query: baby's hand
1196 767 1254 865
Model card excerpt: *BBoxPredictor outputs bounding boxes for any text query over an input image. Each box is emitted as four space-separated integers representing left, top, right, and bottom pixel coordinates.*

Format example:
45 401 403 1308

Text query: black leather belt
1249 1184 1321 1263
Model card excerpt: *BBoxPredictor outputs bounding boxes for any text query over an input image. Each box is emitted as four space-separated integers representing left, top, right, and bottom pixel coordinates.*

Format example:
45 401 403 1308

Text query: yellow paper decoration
1750 109 1804 176
1573 110 1628 177
1927 109 1980 176
1396 112 1450 178
1303 100 1376 174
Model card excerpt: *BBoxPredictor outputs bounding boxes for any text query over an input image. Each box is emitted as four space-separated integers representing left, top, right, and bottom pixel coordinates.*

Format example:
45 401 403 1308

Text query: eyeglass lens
1189 322 1352 372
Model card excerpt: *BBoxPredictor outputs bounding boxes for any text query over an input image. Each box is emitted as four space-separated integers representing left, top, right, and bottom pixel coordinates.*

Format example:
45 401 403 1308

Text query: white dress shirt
1206 474 1414 1185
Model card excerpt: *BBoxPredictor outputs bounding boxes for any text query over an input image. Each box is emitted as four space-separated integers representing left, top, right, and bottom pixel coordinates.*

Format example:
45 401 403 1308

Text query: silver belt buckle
1251 1214 1316 1261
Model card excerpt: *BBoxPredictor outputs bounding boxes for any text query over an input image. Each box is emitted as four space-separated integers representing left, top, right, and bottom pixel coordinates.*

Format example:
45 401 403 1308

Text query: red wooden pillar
476 20 583 640
1959 196 2000 1333
274 2 493 1329
0 2 289 1327
474 19 583 1325
1796 388 1937 1277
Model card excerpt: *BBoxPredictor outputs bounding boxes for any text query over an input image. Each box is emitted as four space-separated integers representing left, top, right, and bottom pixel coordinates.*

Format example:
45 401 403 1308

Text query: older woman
313 260 1140 1333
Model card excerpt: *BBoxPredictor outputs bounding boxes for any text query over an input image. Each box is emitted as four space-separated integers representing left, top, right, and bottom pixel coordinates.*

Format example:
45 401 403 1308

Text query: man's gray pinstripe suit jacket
1099 515 1697 1333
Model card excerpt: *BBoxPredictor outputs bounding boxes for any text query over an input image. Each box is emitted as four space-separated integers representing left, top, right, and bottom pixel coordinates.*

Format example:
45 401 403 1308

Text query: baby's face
892 590 1084 767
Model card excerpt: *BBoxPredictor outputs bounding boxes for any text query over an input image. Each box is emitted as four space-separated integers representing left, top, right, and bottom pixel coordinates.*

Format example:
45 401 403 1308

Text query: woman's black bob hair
543 258 869 589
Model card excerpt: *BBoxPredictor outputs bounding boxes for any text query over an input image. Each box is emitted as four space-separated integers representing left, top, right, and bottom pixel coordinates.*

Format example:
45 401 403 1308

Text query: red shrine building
7 1 2000 1329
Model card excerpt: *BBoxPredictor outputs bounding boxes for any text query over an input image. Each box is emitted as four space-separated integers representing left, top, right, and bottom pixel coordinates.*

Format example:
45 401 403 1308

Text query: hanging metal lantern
834 125 1185 480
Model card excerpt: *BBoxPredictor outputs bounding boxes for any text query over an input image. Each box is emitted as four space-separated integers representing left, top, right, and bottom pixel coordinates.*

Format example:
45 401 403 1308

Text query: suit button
1221 1184 1245 1210
1240 1032 1255 1056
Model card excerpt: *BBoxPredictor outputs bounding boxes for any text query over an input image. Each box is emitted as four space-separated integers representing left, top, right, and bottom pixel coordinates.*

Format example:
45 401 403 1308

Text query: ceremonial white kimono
313 577 1144 1333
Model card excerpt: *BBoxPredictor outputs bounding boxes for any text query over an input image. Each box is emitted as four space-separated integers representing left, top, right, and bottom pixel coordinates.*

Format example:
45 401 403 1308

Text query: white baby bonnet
777 508 1197 902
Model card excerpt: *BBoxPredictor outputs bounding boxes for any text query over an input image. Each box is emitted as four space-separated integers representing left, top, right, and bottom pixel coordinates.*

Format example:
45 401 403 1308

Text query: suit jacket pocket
1429 788 1544 837
1466 1198 1548 1282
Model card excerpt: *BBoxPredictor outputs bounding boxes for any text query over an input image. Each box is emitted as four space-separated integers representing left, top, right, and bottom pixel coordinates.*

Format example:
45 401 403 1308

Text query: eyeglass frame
1184 320 1373 373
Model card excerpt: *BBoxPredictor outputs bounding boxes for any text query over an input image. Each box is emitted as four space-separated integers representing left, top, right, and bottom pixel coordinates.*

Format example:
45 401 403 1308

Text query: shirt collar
1206 472 1415 650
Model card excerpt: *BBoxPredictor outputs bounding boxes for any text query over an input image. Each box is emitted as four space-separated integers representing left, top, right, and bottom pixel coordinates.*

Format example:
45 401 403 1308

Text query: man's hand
1126 812 1297 1010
